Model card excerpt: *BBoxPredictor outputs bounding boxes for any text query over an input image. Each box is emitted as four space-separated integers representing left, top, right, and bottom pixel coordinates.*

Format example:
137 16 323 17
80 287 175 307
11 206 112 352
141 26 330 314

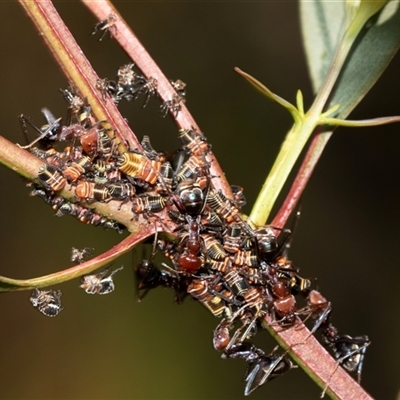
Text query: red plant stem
81 0 232 198
272 127 333 229
264 316 373 400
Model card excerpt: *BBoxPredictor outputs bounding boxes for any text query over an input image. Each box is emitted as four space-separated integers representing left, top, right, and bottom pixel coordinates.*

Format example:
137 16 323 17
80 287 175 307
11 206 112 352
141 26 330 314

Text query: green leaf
300 2 347 93
329 1 400 117
234 67 301 122
346 0 390 40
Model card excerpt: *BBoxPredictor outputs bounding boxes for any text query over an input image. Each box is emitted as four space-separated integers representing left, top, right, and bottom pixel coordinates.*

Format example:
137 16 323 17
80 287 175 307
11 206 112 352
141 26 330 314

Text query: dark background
0 2 399 399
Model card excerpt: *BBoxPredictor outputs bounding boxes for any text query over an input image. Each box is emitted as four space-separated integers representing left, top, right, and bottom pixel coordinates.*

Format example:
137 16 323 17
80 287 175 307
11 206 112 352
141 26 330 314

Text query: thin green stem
321 115 400 127
249 114 319 226
0 230 153 292
310 37 353 116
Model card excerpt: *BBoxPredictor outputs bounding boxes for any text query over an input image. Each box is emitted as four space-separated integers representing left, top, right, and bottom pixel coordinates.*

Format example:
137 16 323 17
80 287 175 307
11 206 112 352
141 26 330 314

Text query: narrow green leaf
234 67 301 122
320 115 400 128
300 2 347 93
329 1 400 117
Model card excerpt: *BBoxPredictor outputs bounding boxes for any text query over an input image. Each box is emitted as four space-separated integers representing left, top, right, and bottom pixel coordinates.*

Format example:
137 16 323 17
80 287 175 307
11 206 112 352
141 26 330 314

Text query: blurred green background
0 2 399 399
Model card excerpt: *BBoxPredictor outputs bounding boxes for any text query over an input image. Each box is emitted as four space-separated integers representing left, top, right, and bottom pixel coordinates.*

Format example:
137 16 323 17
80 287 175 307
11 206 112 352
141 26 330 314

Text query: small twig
0 229 154 291
81 0 232 198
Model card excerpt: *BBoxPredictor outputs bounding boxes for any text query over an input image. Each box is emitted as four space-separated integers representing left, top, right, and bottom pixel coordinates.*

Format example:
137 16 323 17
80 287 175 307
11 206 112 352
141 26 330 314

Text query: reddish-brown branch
264 316 373 400
272 127 333 229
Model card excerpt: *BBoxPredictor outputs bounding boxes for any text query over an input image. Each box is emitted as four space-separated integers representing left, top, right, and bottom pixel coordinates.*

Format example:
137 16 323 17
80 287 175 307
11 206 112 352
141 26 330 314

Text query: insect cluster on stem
18 14 370 398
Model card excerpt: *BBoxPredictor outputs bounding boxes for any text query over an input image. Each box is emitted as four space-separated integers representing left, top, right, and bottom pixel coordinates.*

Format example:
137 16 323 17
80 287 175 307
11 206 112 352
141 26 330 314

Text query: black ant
135 233 189 304
222 342 295 396
304 290 370 391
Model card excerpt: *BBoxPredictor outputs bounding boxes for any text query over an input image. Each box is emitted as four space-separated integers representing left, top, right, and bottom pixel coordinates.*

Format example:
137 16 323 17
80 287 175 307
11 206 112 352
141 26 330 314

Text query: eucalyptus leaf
300 1 347 93
329 1 400 118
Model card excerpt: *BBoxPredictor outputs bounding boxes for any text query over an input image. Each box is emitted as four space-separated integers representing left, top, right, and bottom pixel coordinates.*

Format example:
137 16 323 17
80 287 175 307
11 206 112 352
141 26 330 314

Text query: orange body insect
63 156 91 182
117 152 161 185
75 181 110 202
37 165 66 192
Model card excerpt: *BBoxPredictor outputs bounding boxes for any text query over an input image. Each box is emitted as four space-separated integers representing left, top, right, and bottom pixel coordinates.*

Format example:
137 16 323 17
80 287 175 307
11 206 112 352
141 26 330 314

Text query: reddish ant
135 233 188 304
